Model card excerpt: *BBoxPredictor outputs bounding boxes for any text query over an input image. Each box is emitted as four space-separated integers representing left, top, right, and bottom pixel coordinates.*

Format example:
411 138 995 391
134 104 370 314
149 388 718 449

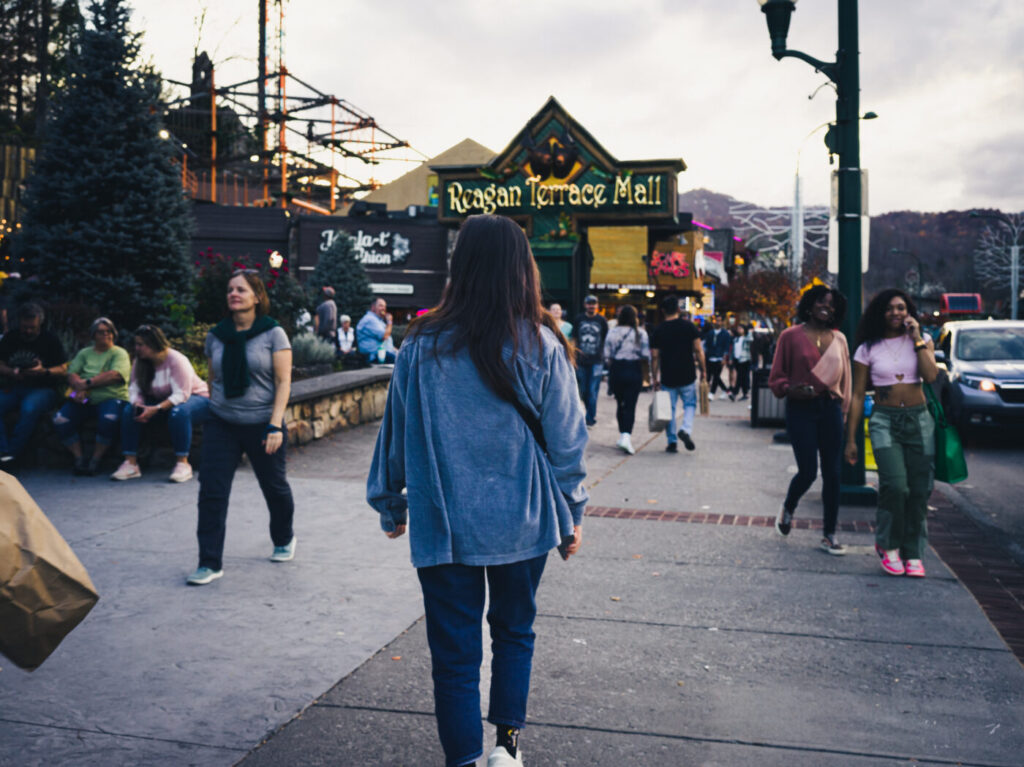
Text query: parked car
933 320 1024 429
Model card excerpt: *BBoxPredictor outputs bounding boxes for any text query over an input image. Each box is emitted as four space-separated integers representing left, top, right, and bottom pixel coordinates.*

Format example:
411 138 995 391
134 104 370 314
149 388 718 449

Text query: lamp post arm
773 48 838 82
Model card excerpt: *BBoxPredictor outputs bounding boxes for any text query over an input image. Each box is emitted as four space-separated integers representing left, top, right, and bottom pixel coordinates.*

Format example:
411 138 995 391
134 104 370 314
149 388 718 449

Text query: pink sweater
128 348 209 406
768 325 852 415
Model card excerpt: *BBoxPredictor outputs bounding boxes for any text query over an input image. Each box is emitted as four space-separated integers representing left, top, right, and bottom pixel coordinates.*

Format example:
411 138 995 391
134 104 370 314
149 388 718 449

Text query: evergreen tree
308 231 373 320
16 0 194 333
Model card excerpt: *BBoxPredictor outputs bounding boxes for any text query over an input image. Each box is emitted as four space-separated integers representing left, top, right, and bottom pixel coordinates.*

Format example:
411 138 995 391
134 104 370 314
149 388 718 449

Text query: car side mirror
934 350 947 365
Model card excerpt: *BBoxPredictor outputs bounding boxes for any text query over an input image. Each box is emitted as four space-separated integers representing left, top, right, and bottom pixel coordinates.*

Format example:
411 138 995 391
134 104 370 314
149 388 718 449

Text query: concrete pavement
2 388 1023 766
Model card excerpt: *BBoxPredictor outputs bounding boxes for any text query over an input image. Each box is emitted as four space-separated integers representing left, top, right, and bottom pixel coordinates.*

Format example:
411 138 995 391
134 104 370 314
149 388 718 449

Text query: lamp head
758 0 797 59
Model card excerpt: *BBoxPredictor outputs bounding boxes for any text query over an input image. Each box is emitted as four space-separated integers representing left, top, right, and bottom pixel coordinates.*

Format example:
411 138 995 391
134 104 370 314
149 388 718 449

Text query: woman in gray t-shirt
187 271 295 586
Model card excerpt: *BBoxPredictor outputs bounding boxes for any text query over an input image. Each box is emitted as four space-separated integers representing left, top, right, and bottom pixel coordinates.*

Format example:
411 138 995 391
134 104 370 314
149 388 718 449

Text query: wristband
914 342 928 351
265 423 283 434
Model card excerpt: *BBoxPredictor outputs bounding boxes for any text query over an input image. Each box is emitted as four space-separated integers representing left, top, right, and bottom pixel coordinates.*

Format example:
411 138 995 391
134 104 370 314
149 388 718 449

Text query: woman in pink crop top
112 325 210 483
768 285 852 554
845 289 938 578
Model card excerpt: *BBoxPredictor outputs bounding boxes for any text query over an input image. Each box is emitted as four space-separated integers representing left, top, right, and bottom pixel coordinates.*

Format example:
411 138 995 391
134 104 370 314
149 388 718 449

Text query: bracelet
914 342 928 351
265 423 283 434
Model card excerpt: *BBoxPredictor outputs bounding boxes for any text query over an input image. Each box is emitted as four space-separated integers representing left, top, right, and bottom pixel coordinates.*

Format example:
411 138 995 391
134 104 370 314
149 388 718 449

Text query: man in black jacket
0 303 68 466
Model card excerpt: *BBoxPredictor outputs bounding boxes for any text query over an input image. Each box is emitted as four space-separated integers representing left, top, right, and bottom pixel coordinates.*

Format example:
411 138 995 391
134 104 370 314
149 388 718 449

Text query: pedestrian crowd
0 212 943 767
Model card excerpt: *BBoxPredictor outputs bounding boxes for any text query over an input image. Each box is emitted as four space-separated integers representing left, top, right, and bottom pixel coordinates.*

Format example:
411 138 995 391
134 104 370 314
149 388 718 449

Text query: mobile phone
557 534 575 561
904 318 915 334
134 405 145 417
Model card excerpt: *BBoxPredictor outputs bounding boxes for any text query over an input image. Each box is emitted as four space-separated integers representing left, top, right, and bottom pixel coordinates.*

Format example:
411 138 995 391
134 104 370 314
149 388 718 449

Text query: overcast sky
127 0 1024 215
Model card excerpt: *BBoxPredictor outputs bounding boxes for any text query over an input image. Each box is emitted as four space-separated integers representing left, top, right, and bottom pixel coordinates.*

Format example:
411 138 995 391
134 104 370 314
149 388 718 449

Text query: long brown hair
406 214 573 403
132 324 170 396
617 304 640 343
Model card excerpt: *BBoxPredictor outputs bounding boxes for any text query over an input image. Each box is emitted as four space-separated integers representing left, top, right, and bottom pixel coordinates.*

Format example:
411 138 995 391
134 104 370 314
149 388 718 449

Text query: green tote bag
924 385 968 484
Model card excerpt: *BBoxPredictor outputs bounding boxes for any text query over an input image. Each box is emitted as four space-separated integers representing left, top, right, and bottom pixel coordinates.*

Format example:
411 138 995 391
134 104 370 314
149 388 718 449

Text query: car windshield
956 327 1024 361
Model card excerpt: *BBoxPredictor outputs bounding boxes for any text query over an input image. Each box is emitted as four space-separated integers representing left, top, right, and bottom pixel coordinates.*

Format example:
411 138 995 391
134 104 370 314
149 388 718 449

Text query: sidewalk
239 389 1024 766
1 389 1022 766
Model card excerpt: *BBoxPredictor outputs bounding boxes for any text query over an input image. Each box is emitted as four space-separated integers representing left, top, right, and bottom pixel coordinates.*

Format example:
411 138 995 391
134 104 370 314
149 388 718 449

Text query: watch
85 378 93 388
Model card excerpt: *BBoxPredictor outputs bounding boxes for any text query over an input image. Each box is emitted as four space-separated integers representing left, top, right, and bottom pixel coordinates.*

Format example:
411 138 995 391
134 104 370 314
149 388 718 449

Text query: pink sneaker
168 462 193 483
904 559 926 577
880 549 905 576
110 460 141 481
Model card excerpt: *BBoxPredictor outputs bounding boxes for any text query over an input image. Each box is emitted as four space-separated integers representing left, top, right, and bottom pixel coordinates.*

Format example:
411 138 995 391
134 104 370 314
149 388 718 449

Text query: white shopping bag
648 390 671 432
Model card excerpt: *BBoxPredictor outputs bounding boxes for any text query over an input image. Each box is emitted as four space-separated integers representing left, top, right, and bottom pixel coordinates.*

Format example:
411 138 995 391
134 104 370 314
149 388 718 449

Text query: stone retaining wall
7 367 393 469
284 368 392 446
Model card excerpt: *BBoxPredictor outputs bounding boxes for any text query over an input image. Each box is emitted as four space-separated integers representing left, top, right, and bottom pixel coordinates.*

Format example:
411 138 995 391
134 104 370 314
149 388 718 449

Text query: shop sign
649 240 703 292
443 173 669 217
435 98 683 224
370 283 415 295
320 228 411 267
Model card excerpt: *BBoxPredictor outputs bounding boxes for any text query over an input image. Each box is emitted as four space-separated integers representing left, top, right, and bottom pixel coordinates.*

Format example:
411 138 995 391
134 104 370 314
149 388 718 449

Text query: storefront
294 213 450 320
433 97 693 318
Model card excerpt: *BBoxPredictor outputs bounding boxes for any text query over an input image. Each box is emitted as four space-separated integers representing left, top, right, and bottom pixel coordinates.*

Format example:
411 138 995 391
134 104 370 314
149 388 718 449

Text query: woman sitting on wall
54 317 131 475
112 325 210 483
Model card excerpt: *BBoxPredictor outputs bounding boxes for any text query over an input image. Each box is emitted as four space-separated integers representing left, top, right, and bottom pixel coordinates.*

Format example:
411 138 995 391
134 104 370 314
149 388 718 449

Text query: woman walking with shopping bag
367 214 588 767
845 289 939 577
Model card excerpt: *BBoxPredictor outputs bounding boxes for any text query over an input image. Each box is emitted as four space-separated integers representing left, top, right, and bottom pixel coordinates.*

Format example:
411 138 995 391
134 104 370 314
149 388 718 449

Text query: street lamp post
970 211 1022 319
758 0 876 504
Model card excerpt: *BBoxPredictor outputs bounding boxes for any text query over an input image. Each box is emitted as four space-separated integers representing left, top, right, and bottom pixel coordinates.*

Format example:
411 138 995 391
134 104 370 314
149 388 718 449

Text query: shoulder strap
509 396 547 453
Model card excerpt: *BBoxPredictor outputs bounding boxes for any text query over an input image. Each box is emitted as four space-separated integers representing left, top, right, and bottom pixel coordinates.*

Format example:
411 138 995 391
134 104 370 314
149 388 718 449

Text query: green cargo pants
868 404 934 559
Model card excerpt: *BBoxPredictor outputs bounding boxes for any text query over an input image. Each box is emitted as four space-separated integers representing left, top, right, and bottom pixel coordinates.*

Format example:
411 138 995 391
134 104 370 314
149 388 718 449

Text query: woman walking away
728 323 752 401
54 317 131 475
845 289 938 577
188 270 294 586
604 304 651 455
769 285 852 554
368 214 588 767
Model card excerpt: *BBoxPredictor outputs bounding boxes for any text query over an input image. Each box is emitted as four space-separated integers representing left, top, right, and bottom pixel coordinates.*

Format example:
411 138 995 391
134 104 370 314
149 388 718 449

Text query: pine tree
16 0 194 333
308 231 374 321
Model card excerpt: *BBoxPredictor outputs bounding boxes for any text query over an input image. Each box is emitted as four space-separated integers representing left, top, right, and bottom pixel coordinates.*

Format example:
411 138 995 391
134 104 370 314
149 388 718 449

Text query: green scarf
211 316 280 398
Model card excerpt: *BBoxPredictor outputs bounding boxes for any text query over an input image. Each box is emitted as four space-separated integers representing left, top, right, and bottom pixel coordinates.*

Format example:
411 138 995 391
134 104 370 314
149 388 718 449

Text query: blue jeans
664 382 697 443
784 397 843 537
120 396 210 457
0 386 59 457
53 398 124 446
196 414 294 571
575 362 603 424
417 554 548 767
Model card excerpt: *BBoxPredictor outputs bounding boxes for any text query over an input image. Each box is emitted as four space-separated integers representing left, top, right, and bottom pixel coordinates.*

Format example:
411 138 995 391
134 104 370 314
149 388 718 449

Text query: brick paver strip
586 491 1024 666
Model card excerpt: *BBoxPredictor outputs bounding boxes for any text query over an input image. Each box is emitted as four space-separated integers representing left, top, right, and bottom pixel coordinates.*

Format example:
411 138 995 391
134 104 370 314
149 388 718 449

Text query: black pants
784 397 842 537
707 359 726 394
609 360 643 434
196 414 295 571
730 361 751 396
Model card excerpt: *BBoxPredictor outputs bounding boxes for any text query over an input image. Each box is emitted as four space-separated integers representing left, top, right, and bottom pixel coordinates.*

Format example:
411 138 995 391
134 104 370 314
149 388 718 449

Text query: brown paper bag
0 472 99 671
699 380 710 416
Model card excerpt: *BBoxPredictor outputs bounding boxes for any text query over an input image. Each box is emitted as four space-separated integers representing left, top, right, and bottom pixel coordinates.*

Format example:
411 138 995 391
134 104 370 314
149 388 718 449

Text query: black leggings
784 397 842 537
609 360 643 434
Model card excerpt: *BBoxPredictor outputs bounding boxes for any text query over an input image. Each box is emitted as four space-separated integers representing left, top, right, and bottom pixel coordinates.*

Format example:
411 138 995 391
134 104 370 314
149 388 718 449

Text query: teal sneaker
186 566 223 586
270 536 296 562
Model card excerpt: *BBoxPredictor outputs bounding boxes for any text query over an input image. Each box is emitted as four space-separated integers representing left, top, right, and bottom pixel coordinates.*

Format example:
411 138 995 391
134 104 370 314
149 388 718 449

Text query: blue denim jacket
367 324 589 568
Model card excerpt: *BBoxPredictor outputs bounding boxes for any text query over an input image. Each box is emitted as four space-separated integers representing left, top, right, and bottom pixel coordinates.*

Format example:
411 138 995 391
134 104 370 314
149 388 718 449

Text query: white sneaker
487 745 524 766
168 462 193 483
621 434 635 455
111 460 141 481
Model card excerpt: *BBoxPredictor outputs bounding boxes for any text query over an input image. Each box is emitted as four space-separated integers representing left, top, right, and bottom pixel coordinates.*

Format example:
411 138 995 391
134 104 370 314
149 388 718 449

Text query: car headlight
961 375 998 392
